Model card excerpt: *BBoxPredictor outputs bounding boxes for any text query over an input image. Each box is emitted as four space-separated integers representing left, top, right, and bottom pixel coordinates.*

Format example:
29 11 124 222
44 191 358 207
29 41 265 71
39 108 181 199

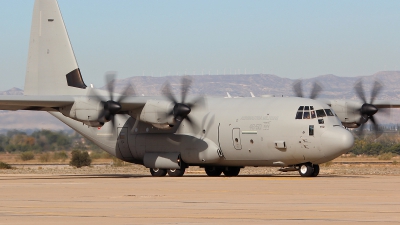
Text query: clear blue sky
1 0 400 90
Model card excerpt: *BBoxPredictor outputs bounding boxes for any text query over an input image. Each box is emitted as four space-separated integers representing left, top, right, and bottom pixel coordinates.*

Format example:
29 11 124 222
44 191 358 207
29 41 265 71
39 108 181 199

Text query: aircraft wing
371 100 400 108
0 95 149 112
0 95 75 111
319 99 400 109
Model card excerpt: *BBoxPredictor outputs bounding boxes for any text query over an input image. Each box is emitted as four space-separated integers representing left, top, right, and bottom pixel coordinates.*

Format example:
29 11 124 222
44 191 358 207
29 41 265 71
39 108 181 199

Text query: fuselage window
324 109 334 116
316 109 326 117
309 125 314 136
303 111 310 119
311 111 316 119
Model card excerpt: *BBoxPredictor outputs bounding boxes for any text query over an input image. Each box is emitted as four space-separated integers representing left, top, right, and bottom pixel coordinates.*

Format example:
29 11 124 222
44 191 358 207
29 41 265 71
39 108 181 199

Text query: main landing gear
298 163 320 177
204 166 241 177
149 168 186 177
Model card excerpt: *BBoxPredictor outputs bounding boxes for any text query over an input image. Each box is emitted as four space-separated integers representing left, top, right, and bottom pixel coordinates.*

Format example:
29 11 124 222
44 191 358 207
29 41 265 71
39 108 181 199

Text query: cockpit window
311 111 316 119
324 109 334 116
316 109 326 117
303 111 310 119
296 106 316 119
295 111 303 119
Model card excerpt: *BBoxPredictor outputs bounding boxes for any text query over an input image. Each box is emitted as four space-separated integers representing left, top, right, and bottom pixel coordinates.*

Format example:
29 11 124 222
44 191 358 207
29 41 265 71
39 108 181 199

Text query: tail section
24 0 87 95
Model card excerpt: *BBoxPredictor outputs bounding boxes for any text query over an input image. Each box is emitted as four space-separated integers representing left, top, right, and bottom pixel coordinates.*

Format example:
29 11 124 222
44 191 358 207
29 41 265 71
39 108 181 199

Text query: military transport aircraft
0 0 398 177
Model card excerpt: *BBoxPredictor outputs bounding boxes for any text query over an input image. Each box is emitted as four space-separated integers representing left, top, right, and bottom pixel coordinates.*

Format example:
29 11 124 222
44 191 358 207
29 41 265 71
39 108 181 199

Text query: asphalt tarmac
0 174 399 224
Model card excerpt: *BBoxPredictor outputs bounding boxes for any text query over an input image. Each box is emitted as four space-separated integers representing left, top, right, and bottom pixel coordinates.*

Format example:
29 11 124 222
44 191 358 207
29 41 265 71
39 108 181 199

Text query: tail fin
24 0 87 95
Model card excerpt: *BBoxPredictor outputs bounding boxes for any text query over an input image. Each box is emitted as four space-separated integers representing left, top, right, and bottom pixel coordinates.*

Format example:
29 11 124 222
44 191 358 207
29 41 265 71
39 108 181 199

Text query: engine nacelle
329 100 363 128
138 99 175 129
59 97 105 127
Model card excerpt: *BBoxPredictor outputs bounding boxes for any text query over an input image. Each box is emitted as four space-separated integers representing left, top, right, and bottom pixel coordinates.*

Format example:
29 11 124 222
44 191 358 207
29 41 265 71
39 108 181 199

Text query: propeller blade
117 81 136 103
354 80 367 103
105 72 117 101
356 123 365 137
309 81 323 99
187 96 205 110
88 88 106 103
293 80 303 98
162 81 178 104
185 115 201 135
370 80 383 104
370 116 384 138
181 76 192 103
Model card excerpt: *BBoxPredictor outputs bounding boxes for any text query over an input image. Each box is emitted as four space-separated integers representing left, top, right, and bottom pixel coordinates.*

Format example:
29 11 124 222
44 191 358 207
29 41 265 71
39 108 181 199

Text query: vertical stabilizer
24 0 87 95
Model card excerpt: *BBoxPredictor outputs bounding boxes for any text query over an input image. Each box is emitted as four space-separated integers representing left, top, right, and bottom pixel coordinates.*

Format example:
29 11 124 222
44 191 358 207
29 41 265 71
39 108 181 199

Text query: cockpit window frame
324 109 334 116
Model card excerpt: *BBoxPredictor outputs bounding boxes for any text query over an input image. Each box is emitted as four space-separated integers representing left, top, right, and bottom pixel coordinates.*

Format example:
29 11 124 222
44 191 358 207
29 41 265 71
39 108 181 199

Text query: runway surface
0 174 399 224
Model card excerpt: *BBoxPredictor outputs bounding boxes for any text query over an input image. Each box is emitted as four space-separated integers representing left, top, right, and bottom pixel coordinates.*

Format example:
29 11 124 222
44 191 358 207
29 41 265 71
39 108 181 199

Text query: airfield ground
1 163 400 224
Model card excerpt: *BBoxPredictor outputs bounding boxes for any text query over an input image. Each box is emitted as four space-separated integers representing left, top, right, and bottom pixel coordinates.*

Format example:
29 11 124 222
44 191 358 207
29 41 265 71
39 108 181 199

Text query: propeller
161 76 205 132
91 72 135 129
293 80 323 99
354 80 386 137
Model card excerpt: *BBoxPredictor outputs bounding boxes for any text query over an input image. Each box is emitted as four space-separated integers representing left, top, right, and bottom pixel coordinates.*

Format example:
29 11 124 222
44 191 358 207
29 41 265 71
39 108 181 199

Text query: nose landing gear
298 163 320 177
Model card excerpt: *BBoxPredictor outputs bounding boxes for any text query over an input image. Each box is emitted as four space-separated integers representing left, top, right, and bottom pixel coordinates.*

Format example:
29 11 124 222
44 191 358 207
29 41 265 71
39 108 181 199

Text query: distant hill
109 71 400 100
1 71 400 130
0 87 23 95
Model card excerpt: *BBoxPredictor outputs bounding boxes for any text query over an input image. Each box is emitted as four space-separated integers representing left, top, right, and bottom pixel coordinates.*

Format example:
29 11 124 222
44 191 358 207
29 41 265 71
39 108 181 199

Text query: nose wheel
298 163 320 177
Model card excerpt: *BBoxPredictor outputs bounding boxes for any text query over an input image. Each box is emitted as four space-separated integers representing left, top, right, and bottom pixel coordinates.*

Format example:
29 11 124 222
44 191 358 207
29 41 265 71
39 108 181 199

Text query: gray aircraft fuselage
51 96 354 168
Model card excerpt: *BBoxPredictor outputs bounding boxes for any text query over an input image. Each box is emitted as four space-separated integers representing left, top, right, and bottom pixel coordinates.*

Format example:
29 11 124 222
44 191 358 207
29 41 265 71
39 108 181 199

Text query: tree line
0 130 100 152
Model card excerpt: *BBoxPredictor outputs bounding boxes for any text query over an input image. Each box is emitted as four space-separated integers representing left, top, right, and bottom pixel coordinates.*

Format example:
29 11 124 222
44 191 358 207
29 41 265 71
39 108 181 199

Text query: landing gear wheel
311 164 320 177
298 164 314 177
205 166 223 176
223 167 240 177
150 168 167 177
167 168 186 177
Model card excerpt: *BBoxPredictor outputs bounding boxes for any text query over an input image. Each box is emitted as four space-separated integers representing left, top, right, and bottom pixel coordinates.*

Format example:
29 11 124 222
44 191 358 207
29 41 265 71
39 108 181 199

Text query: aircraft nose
321 126 354 159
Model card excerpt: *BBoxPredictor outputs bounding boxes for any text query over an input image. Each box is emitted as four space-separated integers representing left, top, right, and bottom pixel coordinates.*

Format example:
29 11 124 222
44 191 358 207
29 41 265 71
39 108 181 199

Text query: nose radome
321 126 354 159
